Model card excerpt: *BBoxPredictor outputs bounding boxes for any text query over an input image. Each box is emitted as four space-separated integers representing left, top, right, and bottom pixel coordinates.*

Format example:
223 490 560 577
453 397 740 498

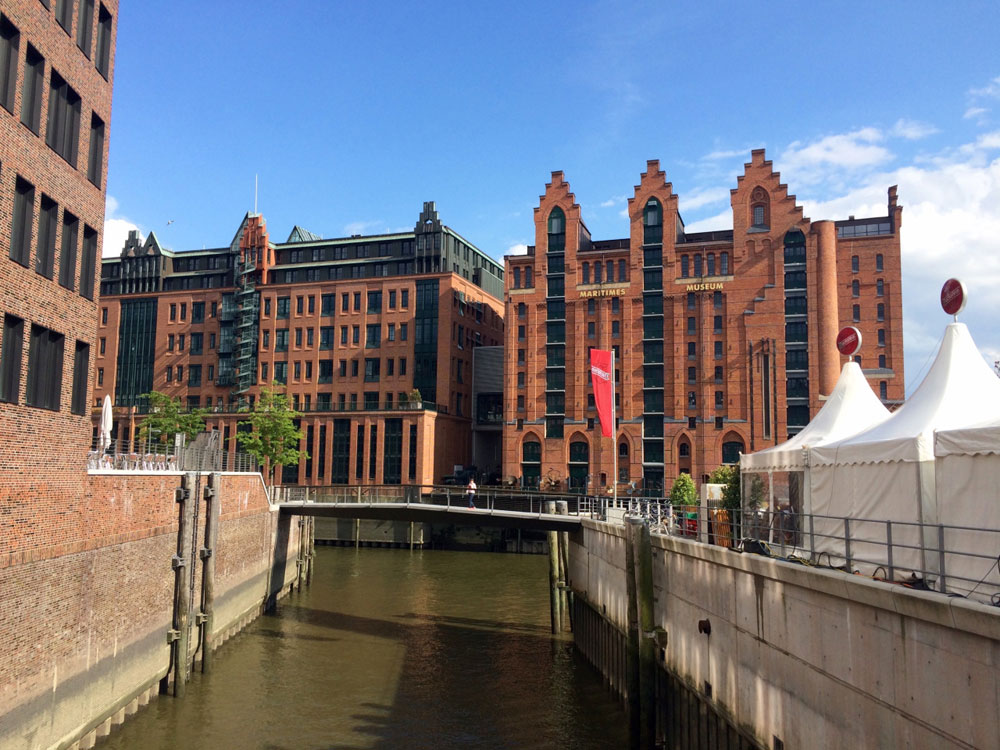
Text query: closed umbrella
99 395 113 452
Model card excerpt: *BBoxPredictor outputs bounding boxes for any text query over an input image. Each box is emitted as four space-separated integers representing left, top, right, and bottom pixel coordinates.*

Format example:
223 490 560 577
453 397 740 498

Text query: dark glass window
876 254 884 272
77 0 95 56
877 279 884 297
87 113 105 187
0 315 24 404
643 198 662 245
277 296 290 318
0 15 19 115
851 280 860 297
851 255 859 273
27 324 64 411
35 195 58 279
191 301 204 323
46 70 81 167
877 303 885 322
20 44 44 133
852 304 860 322
10 176 35 267
80 226 97 299
547 208 565 251
95 4 112 78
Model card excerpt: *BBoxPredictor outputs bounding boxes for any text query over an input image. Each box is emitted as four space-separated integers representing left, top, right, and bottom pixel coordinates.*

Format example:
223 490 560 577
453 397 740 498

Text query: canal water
102 547 628 749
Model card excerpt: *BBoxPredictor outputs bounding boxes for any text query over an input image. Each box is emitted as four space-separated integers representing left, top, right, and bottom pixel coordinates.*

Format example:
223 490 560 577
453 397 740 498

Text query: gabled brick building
94 203 505 485
503 151 904 493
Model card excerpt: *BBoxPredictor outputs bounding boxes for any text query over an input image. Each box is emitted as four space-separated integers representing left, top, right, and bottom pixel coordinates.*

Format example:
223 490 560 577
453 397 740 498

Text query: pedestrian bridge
274 485 597 532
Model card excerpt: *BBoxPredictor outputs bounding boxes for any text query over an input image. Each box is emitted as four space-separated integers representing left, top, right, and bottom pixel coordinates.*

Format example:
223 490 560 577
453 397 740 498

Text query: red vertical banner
590 349 615 438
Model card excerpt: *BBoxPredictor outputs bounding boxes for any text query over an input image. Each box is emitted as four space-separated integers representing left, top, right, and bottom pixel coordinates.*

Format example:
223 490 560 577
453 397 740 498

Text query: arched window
722 437 745 464
680 255 689 278
707 253 716 276
750 186 769 228
521 439 541 489
679 441 691 458
568 439 590 491
593 263 602 284
693 254 703 277
643 198 663 245
720 252 729 275
606 260 614 282
877 279 884 296
547 207 565 251
618 441 629 458
582 262 590 284
852 280 860 297
569 440 589 463
522 440 541 462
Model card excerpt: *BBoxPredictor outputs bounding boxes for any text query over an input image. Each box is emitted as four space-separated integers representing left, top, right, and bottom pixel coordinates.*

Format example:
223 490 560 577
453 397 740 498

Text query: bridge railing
629 501 1000 606
272 484 604 518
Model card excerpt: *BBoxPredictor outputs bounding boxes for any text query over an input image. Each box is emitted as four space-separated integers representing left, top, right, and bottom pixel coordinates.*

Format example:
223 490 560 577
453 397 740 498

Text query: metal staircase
235 257 259 396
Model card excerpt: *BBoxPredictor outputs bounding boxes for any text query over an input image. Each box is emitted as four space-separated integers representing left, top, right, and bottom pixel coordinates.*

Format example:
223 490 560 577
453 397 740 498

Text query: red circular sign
941 278 967 316
836 326 862 356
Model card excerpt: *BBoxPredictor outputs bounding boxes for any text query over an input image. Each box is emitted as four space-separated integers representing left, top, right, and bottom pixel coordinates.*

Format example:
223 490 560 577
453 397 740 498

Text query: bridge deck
278 501 584 531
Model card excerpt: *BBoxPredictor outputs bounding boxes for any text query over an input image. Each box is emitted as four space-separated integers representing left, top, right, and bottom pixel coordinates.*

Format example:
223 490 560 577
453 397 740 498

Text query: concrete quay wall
0 471 301 750
570 519 1000 749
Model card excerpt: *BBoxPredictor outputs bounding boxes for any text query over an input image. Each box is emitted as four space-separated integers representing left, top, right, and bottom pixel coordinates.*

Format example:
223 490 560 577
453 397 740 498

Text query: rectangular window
58 211 79 289
369 425 377 479
877 303 885 322
188 364 202 387
878 329 886 346
10 176 35 267
190 332 203 355
46 70 81 167
389 290 397 309
364 357 380 382
97 367 103 386
27 324 64 411
176 364 182 382
95 4 112 78
366 324 380 348
0 15 18 114
367 291 382 313
178 334 185 351
77 0 95 56
341 293 349 312
320 326 334 350
167 334 174 351
56 0 74 32
351 360 359 377
86 112 106 186
387 323 395 341
353 292 361 311
277 296 290 318
321 293 336 315
20 44 44 133
340 326 347 345
80 225 97 299
295 328 302 347
35 195 58 279
876 254 884 272
260 362 267 382
400 323 408 341
308 295 315 314
275 329 288 352
401 289 409 308
273 362 286 384
296 296 303 315
852 304 860 322
191 301 204 323
714 341 723 359
180 302 186 320
399 357 406 375
352 325 360 344
0 314 24 404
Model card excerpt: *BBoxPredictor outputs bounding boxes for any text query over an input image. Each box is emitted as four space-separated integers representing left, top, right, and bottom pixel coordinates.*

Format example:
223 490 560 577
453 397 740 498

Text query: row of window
851 278 886 297
8 173 98 298
262 322 410 351
852 303 886 323
0 12 108 183
38 0 113 78
851 254 885 273
0 312 88 414
679 252 730 279
167 300 216 323
258 356 410 386
580 260 628 285
262 289 413 319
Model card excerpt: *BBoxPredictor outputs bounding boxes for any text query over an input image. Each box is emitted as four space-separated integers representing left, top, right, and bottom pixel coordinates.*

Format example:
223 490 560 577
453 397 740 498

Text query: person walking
466 478 477 509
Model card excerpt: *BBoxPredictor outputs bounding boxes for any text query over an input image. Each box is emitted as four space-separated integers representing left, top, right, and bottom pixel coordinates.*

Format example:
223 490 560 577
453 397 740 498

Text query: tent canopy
935 418 1000 458
740 362 889 472
812 323 1000 466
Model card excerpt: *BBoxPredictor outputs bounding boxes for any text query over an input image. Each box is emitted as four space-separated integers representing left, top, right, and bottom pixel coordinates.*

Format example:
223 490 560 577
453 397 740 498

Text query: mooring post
556 500 572 632
409 521 415 551
305 516 315 585
624 518 641 744
546 500 561 634
633 518 657 748
168 473 195 698
200 472 220 674
355 517 360 549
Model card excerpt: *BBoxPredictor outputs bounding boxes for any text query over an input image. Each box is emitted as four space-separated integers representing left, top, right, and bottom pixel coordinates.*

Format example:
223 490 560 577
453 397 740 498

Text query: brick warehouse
502 152 903 493
94 202 505 485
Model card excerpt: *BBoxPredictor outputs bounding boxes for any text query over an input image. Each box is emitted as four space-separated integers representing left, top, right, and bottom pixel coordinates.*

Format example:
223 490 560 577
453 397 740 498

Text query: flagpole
612 348 617 509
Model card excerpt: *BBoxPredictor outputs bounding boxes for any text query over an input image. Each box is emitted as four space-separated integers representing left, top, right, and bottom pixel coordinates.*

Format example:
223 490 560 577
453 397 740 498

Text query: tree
237 382 308 482
668 473 697 506
708 465 741 511
138 391 208 447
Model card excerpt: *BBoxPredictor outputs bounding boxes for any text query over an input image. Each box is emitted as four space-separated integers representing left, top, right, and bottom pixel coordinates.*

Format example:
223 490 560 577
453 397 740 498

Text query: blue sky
104 1 1000 390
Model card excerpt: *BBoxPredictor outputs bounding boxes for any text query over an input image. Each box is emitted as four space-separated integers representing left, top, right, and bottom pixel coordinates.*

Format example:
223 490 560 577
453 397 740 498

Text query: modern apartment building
95 202 505 485
503 151 903 493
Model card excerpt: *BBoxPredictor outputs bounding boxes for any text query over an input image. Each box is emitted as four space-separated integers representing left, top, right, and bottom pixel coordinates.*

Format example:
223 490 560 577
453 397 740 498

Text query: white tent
809 323 1000 580
739 361 890 550
934 418 1000 598
741 361 890 474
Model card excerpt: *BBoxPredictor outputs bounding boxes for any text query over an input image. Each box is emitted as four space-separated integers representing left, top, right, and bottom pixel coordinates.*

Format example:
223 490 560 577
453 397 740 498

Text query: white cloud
507 243 528 256
891 118 938 140
681 187 729 212
102 196 142 258
683 208 731 233
780 128 892 183
969 75 1000 100
601 194 627 208
964 106 988 120
343 220 383 236
702 148 748 161
618 207 630 220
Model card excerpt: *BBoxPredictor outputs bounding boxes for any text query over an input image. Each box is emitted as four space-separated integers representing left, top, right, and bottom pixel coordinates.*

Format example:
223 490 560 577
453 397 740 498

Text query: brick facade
503 152 904 493
94 207 505 485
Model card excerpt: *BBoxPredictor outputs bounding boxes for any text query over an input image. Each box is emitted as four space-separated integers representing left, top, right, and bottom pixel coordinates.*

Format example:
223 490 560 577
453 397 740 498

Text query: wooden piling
546 500 561 633
169 473 195 697
625 517 641 745
199 472 220 674
634 519 657 748
556 500 572 632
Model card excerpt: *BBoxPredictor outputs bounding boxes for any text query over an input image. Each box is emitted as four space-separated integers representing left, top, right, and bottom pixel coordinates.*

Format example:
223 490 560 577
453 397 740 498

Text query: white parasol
99 394 113 452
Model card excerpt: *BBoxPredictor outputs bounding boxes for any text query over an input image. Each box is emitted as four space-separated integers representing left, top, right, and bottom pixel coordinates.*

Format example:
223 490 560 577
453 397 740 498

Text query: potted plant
406 388 423 408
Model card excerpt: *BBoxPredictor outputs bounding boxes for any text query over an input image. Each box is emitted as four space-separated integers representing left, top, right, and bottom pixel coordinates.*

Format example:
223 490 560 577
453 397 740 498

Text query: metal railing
87 437 258 473
272 484 600 519
624 501 1000 607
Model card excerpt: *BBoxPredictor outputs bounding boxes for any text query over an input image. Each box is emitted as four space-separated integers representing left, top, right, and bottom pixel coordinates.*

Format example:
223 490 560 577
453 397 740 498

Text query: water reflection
101 548 626 750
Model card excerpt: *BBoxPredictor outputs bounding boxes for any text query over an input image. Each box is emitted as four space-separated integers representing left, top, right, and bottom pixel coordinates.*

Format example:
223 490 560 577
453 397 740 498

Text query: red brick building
0 0 117 523
94 203 505 485
503 152 904 493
